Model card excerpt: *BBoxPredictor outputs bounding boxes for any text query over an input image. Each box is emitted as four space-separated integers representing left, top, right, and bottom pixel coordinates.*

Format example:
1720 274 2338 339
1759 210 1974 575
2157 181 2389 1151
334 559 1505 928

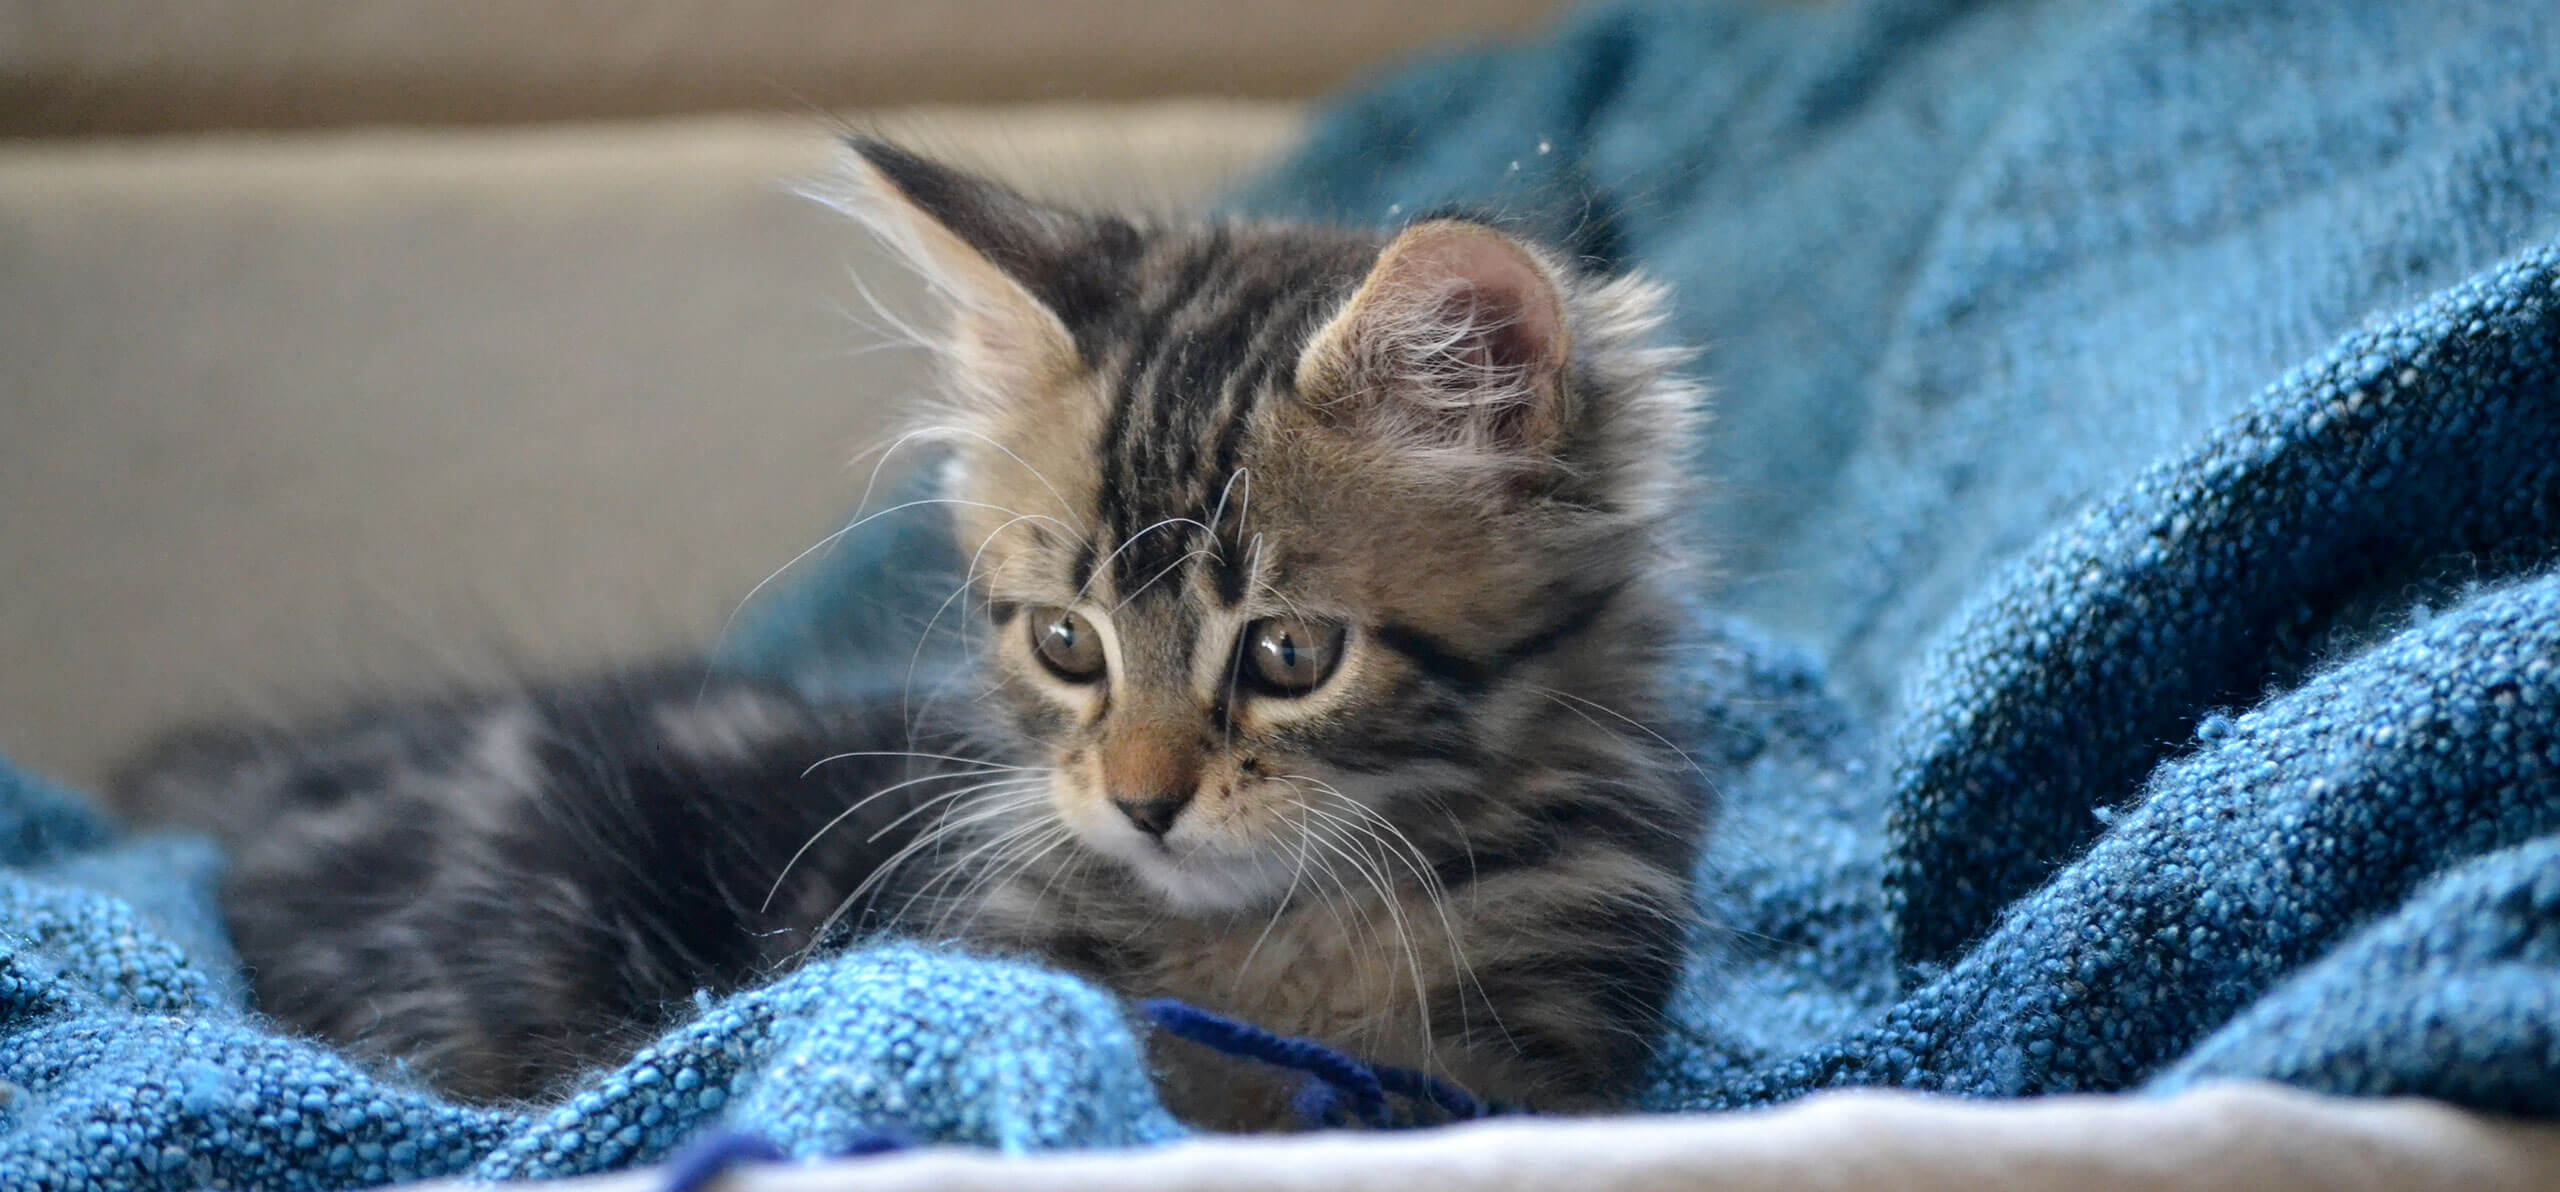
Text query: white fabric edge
424 1082 2560 1191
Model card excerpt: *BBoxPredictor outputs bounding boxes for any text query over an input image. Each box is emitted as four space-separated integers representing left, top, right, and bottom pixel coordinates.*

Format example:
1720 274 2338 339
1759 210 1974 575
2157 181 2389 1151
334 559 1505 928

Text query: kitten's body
120 141 1710 1129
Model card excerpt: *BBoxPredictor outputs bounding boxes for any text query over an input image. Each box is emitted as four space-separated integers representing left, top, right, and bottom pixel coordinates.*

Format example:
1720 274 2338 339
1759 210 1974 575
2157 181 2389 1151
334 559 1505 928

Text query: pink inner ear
1441 282 1557 381
1299 220 1579 462
1384 227 1569 385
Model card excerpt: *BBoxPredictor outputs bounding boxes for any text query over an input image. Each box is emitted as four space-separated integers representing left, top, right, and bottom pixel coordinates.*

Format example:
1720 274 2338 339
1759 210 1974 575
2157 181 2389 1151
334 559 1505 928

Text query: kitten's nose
1113 793 1192 839
1100 725 1201 840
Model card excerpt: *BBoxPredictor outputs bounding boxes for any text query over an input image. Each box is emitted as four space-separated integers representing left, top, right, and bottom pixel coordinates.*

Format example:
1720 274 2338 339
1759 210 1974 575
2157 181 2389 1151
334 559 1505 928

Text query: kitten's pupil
1245 618 1345 694
1031 608 1105 682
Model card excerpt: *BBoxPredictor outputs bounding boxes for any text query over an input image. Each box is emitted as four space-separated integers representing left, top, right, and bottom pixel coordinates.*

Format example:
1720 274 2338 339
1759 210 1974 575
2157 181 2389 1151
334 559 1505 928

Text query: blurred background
0 1 1578 786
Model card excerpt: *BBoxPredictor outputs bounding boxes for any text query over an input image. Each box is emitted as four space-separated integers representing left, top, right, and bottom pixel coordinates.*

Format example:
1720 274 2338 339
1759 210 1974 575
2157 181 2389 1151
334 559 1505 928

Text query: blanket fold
1887 245 2560 970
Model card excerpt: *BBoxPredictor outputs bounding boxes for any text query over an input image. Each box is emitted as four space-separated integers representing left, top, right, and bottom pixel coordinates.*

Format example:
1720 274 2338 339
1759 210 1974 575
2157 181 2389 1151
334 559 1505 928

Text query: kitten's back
114 668 979 1101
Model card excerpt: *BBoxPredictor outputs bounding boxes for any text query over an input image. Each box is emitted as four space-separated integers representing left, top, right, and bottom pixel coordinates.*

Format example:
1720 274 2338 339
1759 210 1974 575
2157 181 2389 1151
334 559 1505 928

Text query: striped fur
115 141 1711 1129
824 141 1711 1125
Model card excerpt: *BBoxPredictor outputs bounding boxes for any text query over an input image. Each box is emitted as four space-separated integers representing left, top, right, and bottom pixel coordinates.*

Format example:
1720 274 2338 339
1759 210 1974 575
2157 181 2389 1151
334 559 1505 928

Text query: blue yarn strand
657 1131 786 1192
657 1125 909 1192
1140 998 1497 1128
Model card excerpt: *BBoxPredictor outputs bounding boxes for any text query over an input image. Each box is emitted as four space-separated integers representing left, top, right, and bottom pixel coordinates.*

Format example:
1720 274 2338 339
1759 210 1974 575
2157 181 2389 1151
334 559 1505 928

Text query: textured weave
0 766 1179 1189
9 0 2560 1186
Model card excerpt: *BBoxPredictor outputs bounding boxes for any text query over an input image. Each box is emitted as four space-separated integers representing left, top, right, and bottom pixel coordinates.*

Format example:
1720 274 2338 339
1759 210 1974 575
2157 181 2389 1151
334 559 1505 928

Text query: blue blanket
9 0 2560 1186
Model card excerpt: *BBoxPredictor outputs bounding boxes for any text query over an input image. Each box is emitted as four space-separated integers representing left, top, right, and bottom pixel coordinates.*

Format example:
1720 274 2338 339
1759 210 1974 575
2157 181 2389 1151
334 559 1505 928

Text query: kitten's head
828 139 1698 914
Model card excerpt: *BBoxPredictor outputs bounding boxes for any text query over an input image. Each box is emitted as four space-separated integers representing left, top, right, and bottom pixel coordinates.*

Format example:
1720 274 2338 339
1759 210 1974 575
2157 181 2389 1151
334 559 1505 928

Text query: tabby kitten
118 139 1709 1130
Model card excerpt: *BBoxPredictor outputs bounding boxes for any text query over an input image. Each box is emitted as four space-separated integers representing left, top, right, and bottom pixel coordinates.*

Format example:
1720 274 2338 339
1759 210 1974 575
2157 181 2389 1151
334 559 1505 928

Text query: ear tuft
813 137 1085 390
1295 220 1575 466
837 137 1068 293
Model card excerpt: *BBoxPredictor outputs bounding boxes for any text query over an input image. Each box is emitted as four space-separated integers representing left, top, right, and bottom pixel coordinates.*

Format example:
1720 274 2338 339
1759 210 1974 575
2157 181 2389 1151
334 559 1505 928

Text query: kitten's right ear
820 137 1085 383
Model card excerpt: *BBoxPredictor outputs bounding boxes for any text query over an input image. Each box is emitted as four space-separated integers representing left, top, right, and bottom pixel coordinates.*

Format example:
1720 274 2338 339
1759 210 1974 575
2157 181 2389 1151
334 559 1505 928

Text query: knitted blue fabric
10 0 2560 1186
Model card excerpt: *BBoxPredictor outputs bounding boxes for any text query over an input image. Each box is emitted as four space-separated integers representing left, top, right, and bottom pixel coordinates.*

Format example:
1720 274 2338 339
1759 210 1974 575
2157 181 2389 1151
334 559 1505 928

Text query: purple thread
659 1131 786 1192
659 1126 909 1192
1140 998 1496 1127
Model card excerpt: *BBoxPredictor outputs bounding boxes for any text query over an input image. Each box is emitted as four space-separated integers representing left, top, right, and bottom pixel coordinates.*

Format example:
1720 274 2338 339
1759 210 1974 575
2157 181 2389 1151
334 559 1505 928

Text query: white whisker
1112 547 1213 613
899 510 1062 728
1529 685 1711 787
803 788 1048 957
1070 514 1212 607
762 771 1045 914
1231 798 1321 988
904 816 1056 934
1295 778 1488 1053
1293 805 1433 1052
703 496 1078 700
798 750 1031 779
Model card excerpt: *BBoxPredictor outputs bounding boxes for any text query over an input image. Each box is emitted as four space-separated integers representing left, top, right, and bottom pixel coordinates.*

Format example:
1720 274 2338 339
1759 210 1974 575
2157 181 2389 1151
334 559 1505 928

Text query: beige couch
4 3 1589 784
0 104 1298 786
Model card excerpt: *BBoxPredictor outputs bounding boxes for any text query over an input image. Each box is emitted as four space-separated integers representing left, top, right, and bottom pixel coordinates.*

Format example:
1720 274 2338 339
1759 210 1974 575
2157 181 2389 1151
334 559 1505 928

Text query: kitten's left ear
821 137 1091 381
1296 219 1576 466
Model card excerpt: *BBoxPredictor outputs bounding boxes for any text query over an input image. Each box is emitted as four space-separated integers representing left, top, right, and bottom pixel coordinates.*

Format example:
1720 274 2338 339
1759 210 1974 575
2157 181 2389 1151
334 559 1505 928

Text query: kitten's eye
1244 617 1346 695
1029 607 1106 682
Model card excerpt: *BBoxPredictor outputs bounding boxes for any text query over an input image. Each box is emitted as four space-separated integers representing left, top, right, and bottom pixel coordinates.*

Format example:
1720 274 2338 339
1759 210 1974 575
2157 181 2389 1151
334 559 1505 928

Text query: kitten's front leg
1145 1038 1313 1132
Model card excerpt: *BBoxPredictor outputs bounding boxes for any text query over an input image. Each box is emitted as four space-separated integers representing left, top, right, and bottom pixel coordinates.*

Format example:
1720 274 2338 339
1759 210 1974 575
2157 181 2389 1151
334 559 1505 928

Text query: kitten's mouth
1049 781 1301 914
1084 826 1295 916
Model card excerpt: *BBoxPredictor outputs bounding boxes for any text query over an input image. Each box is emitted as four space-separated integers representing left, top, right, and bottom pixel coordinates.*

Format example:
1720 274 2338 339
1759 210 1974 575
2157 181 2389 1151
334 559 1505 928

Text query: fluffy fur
118 139 1712 1130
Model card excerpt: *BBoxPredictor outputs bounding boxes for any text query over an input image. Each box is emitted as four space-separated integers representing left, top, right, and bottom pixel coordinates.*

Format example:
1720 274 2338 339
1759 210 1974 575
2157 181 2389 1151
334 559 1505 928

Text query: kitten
116 139 1710 1130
